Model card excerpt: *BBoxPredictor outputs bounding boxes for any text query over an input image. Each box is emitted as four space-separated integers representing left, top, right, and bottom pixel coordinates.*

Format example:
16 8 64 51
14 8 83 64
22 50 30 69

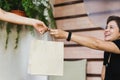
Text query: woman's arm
101 65 106 80
50 29 120 54
0 8 48 33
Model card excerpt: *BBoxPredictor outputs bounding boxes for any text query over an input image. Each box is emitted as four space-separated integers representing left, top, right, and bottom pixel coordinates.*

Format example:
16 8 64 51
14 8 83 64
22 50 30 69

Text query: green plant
0 0 24 11
22 0 57 29
0 0 10 11
0 0 24 49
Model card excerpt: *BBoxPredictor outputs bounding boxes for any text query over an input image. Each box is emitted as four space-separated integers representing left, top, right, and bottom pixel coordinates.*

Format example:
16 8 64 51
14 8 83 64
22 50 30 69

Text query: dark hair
106 16 120 31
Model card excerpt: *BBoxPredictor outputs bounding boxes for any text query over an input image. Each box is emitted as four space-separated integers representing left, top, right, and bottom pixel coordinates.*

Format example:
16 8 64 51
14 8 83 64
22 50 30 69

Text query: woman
50 16 120 80
0 8 48 34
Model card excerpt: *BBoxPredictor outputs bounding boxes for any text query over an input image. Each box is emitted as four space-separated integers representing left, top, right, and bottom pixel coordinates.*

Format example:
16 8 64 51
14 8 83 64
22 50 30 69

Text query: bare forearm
71 33 103 49
0 8 48 34
70 33 120 54
1 12 34 26
0 9 34 26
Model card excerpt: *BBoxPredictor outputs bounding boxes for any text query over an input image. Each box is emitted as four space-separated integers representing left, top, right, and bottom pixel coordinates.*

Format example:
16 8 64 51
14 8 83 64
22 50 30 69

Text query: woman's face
104 20 120 41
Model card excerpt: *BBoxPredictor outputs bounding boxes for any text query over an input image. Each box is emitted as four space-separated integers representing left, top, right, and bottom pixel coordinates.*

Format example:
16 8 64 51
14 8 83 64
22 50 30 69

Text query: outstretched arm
0 8 48 34
50 29 120 54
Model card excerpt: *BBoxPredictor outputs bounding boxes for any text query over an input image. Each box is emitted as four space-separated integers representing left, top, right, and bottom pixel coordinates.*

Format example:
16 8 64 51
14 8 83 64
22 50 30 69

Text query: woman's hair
107 16 120 31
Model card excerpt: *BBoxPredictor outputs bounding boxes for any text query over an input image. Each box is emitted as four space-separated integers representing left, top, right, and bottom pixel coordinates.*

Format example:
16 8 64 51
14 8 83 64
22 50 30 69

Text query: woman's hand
49 29 68 39
32 19 48 34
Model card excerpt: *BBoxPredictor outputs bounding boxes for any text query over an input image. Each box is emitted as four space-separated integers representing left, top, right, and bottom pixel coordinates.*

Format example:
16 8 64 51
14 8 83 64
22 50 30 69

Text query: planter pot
11 10 26 16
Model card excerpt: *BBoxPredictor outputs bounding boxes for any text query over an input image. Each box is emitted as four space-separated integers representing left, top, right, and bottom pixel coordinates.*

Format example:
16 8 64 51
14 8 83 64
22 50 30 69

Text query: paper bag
28 40 64 76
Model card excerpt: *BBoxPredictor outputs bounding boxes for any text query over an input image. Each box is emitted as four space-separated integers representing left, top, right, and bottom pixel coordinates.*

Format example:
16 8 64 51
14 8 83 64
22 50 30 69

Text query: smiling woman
49 15 120 80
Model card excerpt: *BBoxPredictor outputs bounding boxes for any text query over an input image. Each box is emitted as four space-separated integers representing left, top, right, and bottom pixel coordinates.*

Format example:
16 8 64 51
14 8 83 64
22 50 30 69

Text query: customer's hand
32 19 48 34
49 29 68 39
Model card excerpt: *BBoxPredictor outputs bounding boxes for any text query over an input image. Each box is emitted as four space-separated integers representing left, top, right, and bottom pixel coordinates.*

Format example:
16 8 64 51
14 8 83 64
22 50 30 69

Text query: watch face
84 0 120 29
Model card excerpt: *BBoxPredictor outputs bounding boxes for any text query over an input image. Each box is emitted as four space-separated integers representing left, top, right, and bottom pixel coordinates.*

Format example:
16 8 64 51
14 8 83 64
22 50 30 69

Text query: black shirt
103 39 120 80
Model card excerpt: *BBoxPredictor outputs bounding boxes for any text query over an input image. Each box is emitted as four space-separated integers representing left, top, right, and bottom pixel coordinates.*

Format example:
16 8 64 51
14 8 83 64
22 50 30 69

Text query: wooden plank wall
54 0 104 80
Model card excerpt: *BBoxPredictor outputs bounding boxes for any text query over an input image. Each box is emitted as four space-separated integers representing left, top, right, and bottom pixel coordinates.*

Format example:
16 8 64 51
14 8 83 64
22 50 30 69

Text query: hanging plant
5 23 12 49
0 0 25 49
22 0 57 29
0 0 57 49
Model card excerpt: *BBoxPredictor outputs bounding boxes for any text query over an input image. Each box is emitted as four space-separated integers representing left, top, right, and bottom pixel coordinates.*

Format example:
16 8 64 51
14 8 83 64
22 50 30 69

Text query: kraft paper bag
28 40 64 76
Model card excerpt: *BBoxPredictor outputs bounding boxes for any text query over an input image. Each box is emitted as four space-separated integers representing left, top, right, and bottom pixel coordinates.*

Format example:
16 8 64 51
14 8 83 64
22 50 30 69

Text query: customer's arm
50 29 120 54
